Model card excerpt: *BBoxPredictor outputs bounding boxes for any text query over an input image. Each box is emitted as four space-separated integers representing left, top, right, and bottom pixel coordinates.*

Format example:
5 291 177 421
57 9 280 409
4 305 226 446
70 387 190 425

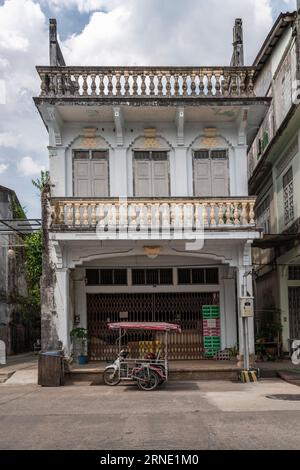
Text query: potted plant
70 327 89 365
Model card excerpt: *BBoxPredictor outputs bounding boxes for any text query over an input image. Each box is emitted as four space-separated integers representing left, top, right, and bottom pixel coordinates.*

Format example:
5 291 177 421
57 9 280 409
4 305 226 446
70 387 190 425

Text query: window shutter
211 159 229 197
91 160 109 197
152 159 169 197
134 159 152 197
194 159 212 197
74 160 90 197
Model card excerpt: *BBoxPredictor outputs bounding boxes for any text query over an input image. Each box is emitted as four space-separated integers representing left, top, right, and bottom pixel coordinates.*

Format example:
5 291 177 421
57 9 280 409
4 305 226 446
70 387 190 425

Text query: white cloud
0 132 21 148
44 0 121 13
0 0 48 216
0 163 8 174
17 156 45 176
61 0 274 66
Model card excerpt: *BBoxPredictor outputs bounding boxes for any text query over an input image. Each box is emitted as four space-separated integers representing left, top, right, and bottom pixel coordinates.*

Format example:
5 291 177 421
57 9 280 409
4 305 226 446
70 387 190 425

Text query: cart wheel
103 367 121 386
137 370 159 391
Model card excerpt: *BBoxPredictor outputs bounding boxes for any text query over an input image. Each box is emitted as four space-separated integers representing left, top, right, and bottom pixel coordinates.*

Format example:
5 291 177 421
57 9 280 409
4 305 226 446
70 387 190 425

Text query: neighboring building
34 18 271 361
0 185 28 354
248 5 300 355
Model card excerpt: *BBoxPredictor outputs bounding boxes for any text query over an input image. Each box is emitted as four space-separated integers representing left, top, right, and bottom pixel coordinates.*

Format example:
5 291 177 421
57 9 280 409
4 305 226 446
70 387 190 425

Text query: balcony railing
50 198 257 234
37 66 256 99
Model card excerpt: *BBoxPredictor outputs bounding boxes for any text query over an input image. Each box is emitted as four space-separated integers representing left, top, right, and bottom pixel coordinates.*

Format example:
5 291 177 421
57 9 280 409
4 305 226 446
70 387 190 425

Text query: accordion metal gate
87 291 219 361
289 287 300 341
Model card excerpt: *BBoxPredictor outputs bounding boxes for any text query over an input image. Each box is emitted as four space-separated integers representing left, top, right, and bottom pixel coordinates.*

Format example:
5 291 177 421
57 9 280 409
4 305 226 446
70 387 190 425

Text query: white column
49 147 67 197
233 145 248 196
54 268 71 355
74 268 87 329
223 276 237 348
111 148 127 196
173 147 188 196
236 243 255 355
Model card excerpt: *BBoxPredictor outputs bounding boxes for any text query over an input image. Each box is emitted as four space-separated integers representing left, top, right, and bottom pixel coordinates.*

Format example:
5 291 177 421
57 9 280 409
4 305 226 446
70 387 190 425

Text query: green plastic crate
204 336 221 342
202 306 220 319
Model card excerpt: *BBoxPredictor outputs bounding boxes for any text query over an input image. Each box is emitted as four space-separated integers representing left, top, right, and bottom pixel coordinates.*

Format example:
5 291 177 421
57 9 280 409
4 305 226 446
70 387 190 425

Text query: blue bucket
78 355 88 365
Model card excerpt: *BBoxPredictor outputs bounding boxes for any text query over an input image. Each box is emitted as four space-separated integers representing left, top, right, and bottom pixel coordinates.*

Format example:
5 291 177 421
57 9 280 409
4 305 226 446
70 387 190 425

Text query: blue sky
0 0 297 218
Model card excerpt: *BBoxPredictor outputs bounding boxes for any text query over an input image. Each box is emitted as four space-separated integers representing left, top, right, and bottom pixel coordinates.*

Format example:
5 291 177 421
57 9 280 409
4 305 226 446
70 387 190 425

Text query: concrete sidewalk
0 353 38 384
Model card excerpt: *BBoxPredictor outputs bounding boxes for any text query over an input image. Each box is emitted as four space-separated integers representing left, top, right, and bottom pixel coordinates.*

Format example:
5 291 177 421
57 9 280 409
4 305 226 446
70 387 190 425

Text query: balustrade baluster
59 202 65 225
207 72 213 96
82 204 89 226
75 204 81 226
132 73 138 96
157 73 163 96
218 204 224 226
57 73 63 95
99 73 105 96
182 73 187 97
249 202 255 225
233 203 240 225
210 203 216 226
40 73 47 96
199 74 205 96
215 73 221 96
230 73 238 96
190 73 196 96
222 71 229 96
107 73 113 96
174 74 179 97
73 73 80 96
91 74 97 96
240 72 246 96
241 202 248 225
149 73 155 96
67 203 73 226
82 74 88 96
114 72 121 96
226 203 232 225
49 73 55 96
91 203 97 225
202 203 208 227
165 74 171 96
141 72 146 96
247 70 255 96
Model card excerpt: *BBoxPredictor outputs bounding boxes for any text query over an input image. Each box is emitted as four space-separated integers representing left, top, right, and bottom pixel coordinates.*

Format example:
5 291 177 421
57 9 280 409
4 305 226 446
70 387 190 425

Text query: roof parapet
231 19 244 67
49 19 66 67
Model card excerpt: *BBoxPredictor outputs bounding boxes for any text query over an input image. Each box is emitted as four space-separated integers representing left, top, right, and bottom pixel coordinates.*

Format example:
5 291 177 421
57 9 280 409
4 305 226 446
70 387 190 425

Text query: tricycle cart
103 322 181 391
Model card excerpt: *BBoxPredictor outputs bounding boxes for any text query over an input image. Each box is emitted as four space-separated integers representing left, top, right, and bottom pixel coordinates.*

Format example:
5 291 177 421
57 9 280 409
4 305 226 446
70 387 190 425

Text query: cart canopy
108 322 181 333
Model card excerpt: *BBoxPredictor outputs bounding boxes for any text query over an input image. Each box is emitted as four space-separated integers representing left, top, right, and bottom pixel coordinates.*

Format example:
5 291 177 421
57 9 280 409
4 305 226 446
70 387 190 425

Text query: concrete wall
50 123 248 199
0 187 28 354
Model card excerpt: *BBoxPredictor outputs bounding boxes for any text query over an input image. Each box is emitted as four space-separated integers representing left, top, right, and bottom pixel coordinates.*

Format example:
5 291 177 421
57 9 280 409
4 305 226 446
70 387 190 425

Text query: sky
0 0 297 218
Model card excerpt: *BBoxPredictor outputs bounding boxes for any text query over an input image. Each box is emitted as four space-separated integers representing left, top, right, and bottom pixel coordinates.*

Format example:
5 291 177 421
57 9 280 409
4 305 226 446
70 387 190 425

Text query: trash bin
38 351 64 387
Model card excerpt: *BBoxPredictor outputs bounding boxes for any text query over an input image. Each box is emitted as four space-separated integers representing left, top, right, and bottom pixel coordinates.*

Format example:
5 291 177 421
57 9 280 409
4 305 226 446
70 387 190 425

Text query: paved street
0 379 300 450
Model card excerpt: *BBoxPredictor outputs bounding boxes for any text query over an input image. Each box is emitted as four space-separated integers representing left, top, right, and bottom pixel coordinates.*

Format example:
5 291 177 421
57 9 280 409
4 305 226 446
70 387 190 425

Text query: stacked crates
202 306 221 358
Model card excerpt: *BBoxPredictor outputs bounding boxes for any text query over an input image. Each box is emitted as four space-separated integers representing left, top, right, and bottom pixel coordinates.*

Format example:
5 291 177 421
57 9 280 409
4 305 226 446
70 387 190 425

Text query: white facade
34 20 269 360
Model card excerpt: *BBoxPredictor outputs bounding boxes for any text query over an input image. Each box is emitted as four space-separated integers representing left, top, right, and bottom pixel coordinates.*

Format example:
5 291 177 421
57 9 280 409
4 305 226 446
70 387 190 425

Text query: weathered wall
49 122 249 199
0 187 28 354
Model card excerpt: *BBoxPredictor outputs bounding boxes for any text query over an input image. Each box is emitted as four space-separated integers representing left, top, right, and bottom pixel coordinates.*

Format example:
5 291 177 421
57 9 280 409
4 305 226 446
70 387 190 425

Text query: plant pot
78 355 88 365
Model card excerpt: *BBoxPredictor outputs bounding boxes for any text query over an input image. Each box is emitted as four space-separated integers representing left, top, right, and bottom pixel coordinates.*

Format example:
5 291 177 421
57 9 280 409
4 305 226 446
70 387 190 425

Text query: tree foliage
24 229 42 304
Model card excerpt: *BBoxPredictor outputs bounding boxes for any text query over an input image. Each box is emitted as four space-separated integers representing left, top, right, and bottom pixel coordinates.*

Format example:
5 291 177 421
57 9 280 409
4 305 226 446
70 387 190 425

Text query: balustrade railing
50 198 257 233
37 66 256 98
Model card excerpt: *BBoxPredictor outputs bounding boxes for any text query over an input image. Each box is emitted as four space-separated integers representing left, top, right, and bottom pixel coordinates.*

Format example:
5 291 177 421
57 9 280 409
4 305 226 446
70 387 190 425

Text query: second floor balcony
37 66 256 100
50 197 257 237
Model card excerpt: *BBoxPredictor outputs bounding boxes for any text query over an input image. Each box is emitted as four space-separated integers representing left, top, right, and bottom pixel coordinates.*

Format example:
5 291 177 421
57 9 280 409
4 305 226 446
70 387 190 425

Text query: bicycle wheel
103 367 121 386
137 370 159 391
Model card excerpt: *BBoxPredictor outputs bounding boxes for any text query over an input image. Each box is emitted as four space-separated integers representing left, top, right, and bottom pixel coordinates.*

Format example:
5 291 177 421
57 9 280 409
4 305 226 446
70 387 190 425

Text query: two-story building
248 5 300 355
34 18 270 362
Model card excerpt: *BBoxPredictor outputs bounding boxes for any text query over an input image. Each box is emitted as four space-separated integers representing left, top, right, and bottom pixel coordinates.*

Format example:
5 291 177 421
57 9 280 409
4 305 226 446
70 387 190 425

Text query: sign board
292 340 300 366
240 297 254 318
119 311 129 319
0 340 6 365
